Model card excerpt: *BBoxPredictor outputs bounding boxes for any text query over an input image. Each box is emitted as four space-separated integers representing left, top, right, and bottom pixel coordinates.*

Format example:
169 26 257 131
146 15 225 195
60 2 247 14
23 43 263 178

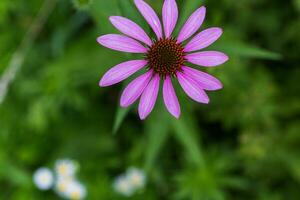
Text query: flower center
146 38 185 78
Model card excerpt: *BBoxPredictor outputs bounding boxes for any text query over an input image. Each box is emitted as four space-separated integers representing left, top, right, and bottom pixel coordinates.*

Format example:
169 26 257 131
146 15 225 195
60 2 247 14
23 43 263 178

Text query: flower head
113 167 147 196
113 175 135 197
55 176 74 196
55 177 86 200
97 0 228 120
126 167 146 190
65 180 87 200
33 167 54 190
55 159 78 178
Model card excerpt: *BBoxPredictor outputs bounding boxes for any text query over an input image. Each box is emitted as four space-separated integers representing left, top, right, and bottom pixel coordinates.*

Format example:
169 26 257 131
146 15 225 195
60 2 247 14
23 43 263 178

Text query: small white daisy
126 167 146 190
55 159 77 178
55 176 75 198
65 180 87 200
113 175 134 197
33 167 54 190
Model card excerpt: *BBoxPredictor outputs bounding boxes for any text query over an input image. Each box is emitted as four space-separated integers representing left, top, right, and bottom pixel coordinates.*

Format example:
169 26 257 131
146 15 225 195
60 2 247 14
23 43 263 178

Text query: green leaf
90 0 121 32
118 0 143 24
144 100 171 171
113 106 130 134
72 0 93 10
111 64 148 134
215 41 282 60
171 115 204 167
0 161 30 186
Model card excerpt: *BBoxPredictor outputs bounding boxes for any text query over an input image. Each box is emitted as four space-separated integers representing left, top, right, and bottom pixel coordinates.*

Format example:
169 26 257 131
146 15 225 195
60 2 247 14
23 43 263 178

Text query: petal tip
120 96 128 107
212 27 223 36
108 16 116 22
200 6 206 17
223 54 229 62
138 110 148 120
217 84 224 90
218 27 223 34
96 36 105 45
134 0 143 5
139 115 146 120
120 100 128 108
200 6 206 11
99 79 106 87
198 6 206 17
203 98 210 104
172 111 181 119
109 16 122 24
99 77 113 87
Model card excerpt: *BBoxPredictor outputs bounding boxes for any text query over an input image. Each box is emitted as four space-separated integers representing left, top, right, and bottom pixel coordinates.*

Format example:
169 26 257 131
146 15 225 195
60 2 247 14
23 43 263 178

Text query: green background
1 0 300 199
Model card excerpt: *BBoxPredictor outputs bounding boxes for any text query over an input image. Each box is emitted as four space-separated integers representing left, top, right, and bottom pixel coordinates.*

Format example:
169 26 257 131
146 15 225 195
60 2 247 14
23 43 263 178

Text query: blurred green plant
0 0 299 199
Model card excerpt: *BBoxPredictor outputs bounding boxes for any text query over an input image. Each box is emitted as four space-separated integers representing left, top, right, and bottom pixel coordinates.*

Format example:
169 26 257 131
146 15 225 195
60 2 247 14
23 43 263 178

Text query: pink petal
163 76 180 118
162 0 178 38
177 72 209 104
97 34 147 53
185 51 229 67
109 16 152 46
134 0 163 39
138 74 160 120
182 66 223 91
120 71 153 107
184 27 223 52
99 60 147 87
177 6 206 43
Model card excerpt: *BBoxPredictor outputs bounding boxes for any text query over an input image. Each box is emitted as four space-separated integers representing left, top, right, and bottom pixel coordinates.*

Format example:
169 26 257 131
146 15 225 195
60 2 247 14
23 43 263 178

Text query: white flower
65 180 87 200
113 167 147 196
55 177 86 200
113 175 134 197
55 176 74 197
126 167 146 190
55 159 77 178
33 167 54 190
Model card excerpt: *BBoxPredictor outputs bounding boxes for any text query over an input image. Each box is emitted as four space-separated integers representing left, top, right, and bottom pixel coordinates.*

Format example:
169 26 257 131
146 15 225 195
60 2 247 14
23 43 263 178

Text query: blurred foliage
0 0 300 199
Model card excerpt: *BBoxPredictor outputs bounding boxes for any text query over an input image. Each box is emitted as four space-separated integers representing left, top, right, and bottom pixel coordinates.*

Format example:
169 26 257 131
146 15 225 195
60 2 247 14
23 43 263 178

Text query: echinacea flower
33 167 54 190
97 0 228 120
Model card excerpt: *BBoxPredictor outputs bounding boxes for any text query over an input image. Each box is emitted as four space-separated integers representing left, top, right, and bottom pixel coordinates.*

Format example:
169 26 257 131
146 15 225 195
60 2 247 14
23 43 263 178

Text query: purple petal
162 0 178 38
182 66 223 91
120 71 153 107
163 76 180 118
134 0 163 39
177 71 209 104
109 16 152 46
186 51 229 67
100 60 147 87
97 34 147 53
184 27 223 52
177 6 206 43
138 74 160 120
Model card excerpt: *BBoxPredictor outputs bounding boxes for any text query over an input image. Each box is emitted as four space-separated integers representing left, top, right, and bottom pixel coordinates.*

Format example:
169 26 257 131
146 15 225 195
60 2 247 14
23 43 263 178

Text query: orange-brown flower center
146 38 185 78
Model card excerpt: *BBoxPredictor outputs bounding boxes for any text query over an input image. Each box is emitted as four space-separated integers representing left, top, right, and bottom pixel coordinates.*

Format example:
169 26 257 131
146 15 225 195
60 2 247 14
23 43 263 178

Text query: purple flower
97 0 228 120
